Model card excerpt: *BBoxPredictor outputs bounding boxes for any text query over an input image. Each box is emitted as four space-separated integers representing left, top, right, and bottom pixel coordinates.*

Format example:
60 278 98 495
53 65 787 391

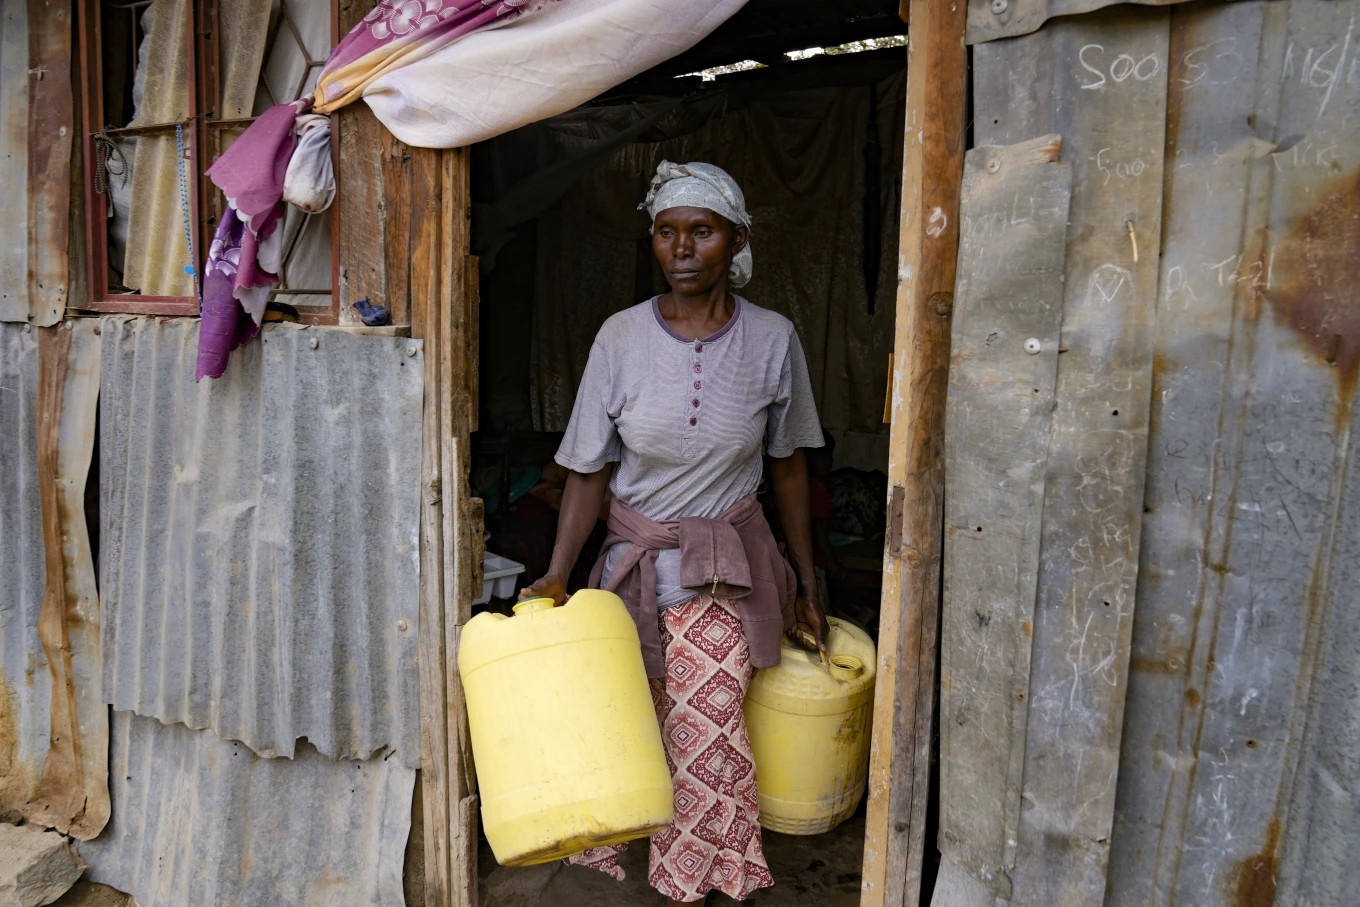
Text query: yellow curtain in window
122 0 270 297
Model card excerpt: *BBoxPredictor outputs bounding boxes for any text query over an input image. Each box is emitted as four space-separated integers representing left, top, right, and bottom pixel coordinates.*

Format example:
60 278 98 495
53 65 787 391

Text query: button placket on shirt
683 340 704 456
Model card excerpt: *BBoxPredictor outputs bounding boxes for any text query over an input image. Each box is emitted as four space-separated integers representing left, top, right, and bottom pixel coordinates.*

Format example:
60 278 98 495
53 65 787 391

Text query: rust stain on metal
26 324 107 839
1128 657 1184 676
24 0 72 326
0 678 26 822
1231 818 1280 907
1269 165 1360 398
32 326 83 829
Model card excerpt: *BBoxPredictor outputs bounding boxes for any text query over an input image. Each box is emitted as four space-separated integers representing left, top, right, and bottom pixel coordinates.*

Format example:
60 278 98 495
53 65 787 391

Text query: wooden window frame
75 0 340 323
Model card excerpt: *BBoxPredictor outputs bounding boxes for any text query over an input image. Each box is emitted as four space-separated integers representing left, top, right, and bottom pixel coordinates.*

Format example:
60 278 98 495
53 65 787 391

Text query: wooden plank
439 148 479 907
410 140 453 907
30 321 106 839
973 8 1170 904
335 102 385 327
335 0 386 328
26 0 73 326
382 127 413 328
938 136 1069 903
465 257 479 433
860 1 967 904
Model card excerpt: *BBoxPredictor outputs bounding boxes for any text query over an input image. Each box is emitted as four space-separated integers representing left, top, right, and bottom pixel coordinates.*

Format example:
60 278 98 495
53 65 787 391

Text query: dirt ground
480 811 865 906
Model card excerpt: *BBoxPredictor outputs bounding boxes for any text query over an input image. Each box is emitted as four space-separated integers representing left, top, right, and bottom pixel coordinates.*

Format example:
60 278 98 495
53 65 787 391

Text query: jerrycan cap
513 597 556 616
828 654 865 682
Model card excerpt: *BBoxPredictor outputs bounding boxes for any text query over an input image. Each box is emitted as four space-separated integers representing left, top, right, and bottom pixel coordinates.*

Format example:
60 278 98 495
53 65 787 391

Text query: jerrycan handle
828 654 865 683
512 597 556 616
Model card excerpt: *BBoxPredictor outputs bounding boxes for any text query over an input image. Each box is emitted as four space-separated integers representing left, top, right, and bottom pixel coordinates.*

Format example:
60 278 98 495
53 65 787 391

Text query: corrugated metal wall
0 0 73 327
76 315 425 905
99 316 425 768
0 322 47 818
82 711 414 907
1115 3 1359 905
938 1 1360 905
0 319 107 838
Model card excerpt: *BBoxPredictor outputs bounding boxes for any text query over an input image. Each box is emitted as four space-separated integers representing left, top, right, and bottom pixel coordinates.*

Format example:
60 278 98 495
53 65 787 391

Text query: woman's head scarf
639 161 753 289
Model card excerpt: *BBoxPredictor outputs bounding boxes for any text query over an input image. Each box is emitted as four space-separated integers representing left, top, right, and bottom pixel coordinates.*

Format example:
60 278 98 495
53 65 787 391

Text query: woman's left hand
788 589 829 657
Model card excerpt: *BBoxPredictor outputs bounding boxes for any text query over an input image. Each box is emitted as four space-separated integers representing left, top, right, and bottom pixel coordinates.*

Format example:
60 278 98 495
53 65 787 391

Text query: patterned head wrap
639 161 753 289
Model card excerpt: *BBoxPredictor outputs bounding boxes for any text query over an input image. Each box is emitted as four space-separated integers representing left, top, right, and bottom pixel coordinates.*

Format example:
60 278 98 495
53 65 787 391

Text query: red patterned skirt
569 594 775 902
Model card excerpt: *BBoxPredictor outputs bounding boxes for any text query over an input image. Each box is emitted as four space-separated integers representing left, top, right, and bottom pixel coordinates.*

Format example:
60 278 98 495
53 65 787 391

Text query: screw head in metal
987 158 1001 174
1024 337 1041 355
396 618 410 632
406 345 418 358
308 337 319 350
63 320 74 330
991 0 1008 13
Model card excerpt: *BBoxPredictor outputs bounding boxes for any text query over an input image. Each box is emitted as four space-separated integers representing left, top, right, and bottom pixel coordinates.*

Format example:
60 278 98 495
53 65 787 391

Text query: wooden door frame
411 146 482 907
861 1 968 905
407 4 972 904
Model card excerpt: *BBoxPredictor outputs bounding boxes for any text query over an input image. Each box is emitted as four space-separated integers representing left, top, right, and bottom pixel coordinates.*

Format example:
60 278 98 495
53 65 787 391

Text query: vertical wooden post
411 146 479 907
861 1 967 905
438 148 480 907
410 143 454 907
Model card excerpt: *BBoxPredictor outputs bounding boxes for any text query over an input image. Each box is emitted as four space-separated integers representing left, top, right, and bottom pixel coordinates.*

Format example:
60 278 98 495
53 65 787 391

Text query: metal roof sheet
99 317 424 767
82 711 414 907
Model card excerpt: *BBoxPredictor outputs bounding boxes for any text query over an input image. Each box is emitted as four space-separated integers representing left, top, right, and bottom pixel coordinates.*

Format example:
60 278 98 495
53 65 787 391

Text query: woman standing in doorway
520 160 828 904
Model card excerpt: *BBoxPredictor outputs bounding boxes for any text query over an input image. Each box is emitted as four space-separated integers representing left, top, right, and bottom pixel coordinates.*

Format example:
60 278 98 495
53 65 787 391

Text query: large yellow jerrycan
458 590 674 865
744 617 876 834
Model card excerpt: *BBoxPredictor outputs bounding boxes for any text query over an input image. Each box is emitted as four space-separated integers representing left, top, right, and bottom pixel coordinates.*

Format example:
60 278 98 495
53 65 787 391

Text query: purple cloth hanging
197 208 262 380
195 100 306 380
194 0 552 380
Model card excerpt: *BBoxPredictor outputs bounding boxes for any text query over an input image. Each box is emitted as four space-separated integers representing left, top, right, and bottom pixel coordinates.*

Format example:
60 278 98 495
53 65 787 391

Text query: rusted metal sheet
950 0 1360 904
82 711 414 907
1107 3 1360 906
969 6 1170 904
25 0 73 325
0 0 72 325
966 0 1224 45
0 320 106 839
939 135 1069 901
99 316 424 768
0 322 46 822
30 320 106 839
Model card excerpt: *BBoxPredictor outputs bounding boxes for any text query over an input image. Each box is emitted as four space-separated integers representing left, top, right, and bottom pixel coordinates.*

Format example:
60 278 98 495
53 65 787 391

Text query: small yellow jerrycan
458 590 674 865
744 617 876 835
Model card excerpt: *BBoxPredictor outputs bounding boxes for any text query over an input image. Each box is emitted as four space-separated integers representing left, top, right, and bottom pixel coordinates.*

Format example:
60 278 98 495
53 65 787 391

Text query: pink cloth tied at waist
590 493 795 678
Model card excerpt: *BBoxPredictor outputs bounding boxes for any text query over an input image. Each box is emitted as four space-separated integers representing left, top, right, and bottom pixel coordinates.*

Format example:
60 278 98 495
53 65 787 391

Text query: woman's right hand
519 573 568 605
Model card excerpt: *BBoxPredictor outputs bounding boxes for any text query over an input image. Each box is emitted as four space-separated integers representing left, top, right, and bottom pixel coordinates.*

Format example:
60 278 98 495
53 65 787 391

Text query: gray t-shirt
555 296 824 607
